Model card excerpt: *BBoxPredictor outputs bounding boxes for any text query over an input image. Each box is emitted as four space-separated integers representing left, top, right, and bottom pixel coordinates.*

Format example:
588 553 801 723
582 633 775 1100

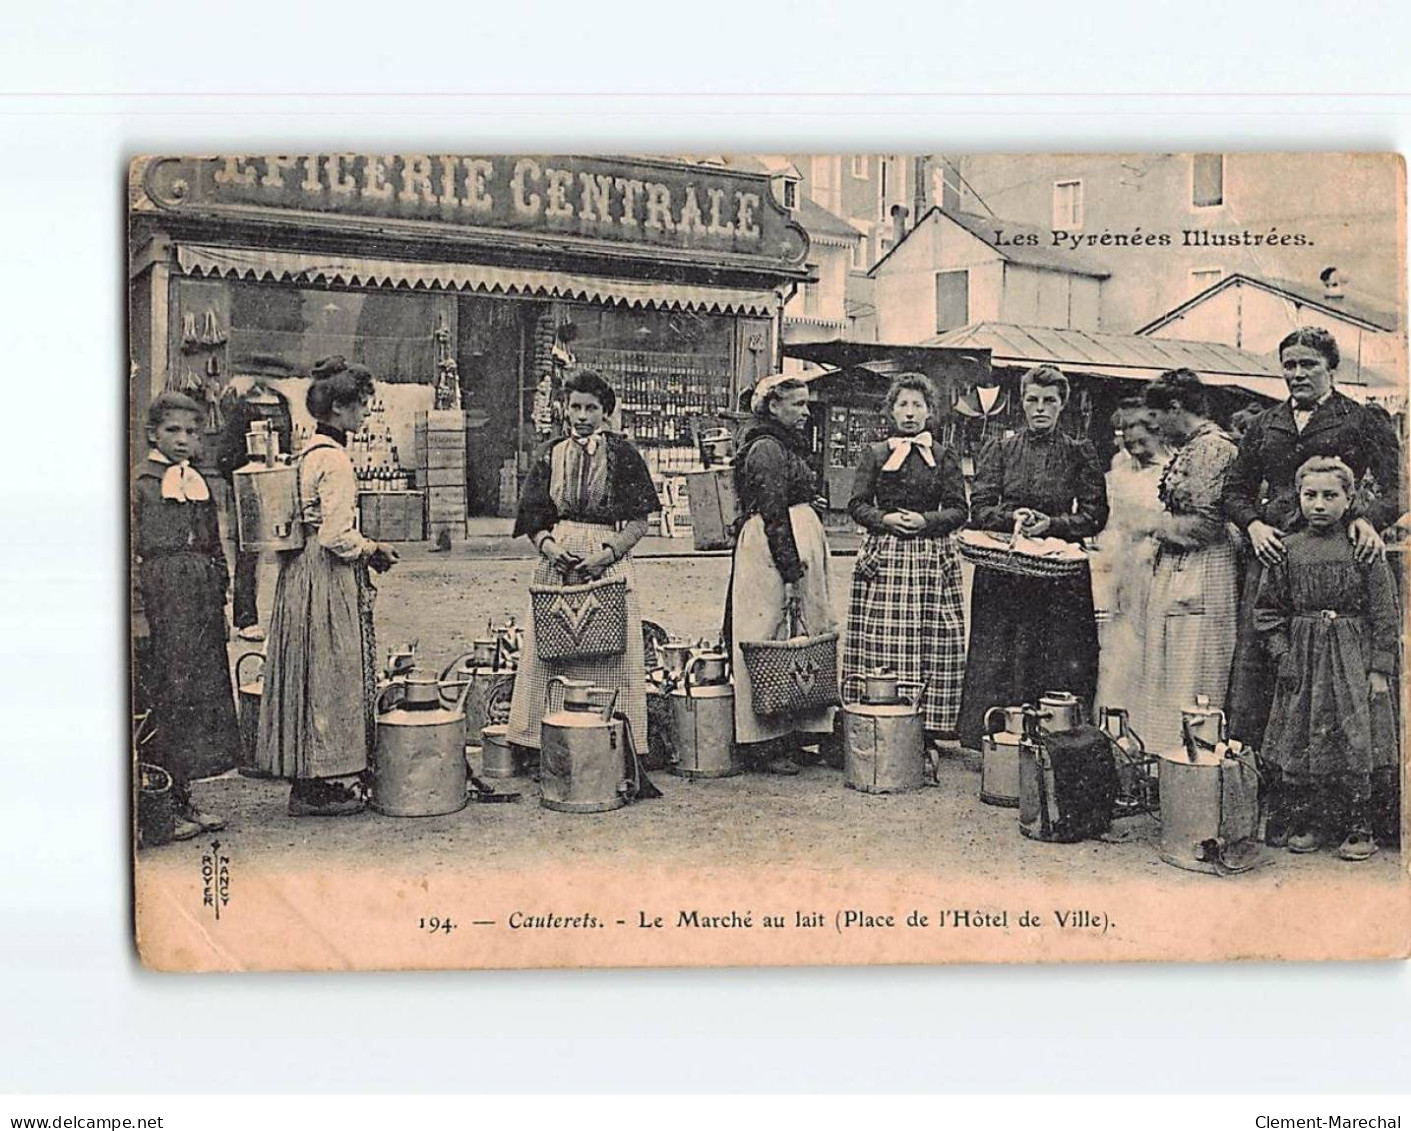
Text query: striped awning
175 243 782 317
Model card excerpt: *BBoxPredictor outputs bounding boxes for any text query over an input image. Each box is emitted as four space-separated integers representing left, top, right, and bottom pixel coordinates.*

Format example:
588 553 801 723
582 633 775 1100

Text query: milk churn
671 647 738 779
441 642 515 745
685 431 740 552
539 677 628 813
1037 690 1083 733
840 671 927 794
980 704 1027 807
656 638 695 681
371 673 471 817
478 723 516 779
232 453 304 553
1158 696 1263 874
1101 707 1155 812
234 651 273 778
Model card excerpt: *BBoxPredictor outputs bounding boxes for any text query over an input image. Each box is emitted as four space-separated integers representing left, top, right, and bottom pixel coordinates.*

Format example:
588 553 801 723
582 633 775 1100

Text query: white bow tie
150 452 211 503
882 431 935 472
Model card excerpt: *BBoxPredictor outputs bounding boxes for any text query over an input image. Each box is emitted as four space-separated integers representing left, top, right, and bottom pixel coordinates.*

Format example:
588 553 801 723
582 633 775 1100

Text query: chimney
1320 266 1345 301
891 203 910 245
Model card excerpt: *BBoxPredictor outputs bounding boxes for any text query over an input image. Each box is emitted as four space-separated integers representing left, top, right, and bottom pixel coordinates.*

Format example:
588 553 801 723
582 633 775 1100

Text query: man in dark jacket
1223 327 1403 749
217 378 294 641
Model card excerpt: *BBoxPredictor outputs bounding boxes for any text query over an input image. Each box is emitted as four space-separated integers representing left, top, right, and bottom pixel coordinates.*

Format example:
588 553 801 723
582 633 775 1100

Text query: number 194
418 917 456 934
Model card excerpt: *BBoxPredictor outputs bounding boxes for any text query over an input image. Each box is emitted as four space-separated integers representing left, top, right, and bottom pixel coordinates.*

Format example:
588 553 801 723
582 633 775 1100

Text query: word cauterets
209 155 767 243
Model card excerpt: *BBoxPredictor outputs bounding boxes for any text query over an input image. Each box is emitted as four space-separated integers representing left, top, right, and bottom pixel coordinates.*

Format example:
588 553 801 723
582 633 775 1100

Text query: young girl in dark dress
133 392 239 840
1255 456 1400 861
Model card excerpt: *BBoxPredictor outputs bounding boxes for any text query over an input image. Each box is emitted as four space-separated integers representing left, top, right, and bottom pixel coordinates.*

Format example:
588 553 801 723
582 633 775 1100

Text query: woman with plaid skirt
845 374 969 748
507 371 660 760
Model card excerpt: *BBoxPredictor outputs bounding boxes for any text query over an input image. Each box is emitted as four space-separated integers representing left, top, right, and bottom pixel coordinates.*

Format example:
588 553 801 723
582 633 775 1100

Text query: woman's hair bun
311 355 350 381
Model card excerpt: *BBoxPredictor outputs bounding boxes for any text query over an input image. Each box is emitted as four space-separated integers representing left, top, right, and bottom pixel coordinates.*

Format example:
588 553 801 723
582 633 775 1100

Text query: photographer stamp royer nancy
129 151 1409 971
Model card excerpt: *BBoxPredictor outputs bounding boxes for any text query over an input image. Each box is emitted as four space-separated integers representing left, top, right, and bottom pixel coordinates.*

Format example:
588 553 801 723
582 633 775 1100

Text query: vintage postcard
129 151 1409 970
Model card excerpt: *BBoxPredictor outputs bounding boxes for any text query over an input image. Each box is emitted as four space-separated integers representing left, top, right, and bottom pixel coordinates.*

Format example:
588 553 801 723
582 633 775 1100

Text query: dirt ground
141 544 1401 885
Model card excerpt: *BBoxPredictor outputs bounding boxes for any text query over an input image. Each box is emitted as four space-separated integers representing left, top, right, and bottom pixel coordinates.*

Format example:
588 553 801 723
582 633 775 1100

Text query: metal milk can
980 704 1027 807
1101 706 1155 812
1017 706 1063 841
656 637 696 681
441 643 515 745
684 466 740 551
478 723 517 779
1037 690 1083 733
1158 696 1263 874
372 673 471 817
670 648 738 779
232 461 305 553
234 650 274 778
840 671 926 794
539 677 627 813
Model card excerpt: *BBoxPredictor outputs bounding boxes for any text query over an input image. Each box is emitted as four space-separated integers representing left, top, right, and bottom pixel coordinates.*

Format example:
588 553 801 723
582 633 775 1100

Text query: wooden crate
422 466 465 488
358 491 427 542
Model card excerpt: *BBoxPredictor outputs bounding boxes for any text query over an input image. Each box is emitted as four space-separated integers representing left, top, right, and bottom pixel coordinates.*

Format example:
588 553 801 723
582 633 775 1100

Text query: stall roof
925 322 1306 399
1137 272 1400 335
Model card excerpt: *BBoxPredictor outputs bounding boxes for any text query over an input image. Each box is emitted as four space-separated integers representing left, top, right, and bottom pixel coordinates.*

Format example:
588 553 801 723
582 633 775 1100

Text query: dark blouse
1225 391 1403 533
848 437 968 537
133 458 229 590
971 428 1109 542
735 419 819 583
513 431 659 540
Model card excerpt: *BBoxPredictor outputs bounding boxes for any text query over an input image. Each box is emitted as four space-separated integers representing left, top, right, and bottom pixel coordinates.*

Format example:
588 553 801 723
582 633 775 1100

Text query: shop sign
141 154 809 266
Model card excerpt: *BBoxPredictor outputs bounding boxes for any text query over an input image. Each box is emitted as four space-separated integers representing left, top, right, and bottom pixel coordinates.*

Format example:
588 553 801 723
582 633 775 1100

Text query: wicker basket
530 574 629 661
739 609 839 716
956 529 1088 580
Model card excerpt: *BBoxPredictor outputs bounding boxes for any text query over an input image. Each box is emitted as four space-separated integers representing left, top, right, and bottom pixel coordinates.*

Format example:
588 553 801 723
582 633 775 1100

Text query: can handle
983 705 1008 735
682 655 708 700
376 681 407 716
545 675 569 716
235 650 265 686
438 652 477 705
898 680 926 709
840 674 866 706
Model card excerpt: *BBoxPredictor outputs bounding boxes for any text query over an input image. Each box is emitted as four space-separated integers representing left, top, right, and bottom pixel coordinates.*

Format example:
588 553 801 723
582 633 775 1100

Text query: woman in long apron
256 358 399 816
507 370 660 760
1128 369 1240 753
956 365 1109 753
844 373 969 747
727 374 837 775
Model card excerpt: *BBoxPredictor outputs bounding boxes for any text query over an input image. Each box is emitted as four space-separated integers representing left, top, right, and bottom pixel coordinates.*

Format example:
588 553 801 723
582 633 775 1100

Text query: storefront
129 155 810 531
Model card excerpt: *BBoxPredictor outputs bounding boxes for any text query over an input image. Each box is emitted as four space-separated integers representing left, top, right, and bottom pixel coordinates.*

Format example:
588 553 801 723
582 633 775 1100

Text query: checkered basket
530 574 629 661
739 606 839 716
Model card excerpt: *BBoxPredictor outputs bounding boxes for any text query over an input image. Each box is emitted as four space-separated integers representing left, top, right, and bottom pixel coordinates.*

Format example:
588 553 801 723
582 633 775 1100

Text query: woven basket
956 530 1088 579
530 574 629 661
740 609 839 716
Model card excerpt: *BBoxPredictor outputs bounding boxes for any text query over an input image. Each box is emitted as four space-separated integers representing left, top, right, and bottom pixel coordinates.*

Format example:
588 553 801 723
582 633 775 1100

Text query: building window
878 159 890 219
1189 267 1223 294
802 264 820 317
782 179 797 209
935 270 970 333
812 155 838 211
851 155 869 178
851 238 867 271
1192 154 1224 208
1052 179 1083 230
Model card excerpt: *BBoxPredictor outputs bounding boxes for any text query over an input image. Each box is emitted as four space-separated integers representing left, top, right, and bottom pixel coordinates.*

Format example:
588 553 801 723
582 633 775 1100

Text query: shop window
1192 154 1225 208
1052 179 1083 230
935 270 970 333
226 282 438 383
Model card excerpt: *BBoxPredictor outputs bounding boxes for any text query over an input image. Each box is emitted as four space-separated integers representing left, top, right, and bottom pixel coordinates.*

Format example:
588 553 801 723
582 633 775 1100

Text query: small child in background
1254 456 1400 860
134 392 239 840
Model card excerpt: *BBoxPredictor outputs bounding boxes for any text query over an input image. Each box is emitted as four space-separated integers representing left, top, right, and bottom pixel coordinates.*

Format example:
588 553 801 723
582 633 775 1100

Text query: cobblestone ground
136 545 1403 883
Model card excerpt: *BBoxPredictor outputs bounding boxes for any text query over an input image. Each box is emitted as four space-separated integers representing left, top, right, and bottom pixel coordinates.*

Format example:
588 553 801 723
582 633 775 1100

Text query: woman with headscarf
1127 369 1240 752
506 370 660 762
727 374 838 775
844 372 969 749
956 364 1109 752
257 357 399 816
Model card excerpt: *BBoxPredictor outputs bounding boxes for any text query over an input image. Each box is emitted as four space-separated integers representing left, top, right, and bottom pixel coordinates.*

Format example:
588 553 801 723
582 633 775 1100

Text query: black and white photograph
127 151 1409 970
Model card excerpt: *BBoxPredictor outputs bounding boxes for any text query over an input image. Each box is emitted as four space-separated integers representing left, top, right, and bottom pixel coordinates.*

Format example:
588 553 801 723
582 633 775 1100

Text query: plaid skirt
844 533 966 733
506 520 647 751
